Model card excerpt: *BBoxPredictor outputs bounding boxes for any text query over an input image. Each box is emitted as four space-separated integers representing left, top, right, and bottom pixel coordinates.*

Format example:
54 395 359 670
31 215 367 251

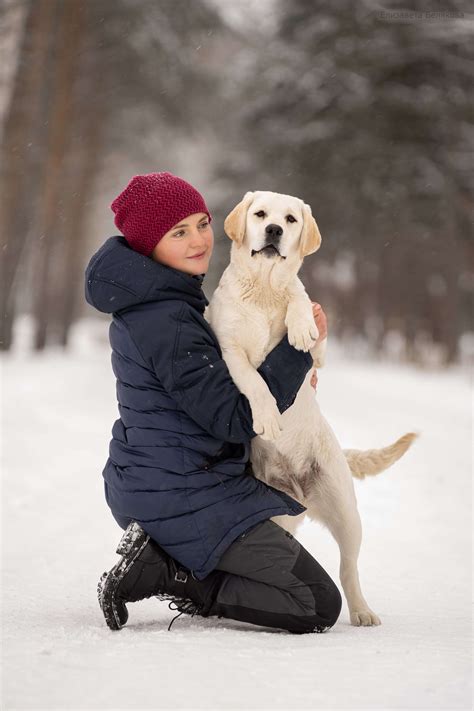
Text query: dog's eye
254 210 266 218
286 215 297 223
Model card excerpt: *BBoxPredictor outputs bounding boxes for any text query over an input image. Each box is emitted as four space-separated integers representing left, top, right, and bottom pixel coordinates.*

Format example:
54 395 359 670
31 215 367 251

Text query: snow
2 322 472 710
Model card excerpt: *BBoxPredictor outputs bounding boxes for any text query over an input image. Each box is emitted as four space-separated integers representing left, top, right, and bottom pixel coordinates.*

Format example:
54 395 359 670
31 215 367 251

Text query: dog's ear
224 191 255 247
299 202 321 258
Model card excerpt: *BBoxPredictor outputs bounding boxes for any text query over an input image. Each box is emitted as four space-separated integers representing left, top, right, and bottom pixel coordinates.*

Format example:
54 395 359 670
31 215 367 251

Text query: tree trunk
32 0 83 350
0 0 57 350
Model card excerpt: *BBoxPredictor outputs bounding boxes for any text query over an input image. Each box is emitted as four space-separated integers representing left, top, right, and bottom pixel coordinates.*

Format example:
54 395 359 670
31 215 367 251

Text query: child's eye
173 222 208 237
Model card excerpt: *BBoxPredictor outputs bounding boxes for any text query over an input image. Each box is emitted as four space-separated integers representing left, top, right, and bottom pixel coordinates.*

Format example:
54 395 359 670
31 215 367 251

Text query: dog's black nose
265 223 283 238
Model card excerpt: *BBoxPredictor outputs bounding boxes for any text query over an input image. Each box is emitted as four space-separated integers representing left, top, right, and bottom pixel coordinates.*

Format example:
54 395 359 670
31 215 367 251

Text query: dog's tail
343 432 419 480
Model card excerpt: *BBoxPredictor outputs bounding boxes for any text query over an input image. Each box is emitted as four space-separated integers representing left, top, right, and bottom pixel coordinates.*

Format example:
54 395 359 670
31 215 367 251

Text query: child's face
150 212 213 275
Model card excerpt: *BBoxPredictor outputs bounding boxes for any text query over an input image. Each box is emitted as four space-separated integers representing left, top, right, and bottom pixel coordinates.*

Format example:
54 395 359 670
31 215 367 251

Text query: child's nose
191 228 207 244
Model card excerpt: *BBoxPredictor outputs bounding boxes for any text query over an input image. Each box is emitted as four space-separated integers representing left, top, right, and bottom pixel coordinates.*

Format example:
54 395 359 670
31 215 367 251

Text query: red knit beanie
110 172 212 256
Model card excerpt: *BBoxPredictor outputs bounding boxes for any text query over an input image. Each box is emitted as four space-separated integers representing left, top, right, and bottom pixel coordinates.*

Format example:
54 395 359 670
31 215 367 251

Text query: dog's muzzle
251 224 286 259
251 244 285 258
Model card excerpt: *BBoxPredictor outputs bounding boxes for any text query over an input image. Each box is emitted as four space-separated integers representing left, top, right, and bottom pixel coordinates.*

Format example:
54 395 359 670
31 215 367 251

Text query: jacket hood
84 235 209 314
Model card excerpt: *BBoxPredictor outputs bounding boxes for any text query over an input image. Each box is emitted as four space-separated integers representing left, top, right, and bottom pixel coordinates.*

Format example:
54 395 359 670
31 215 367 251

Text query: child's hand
310 302 326 392
311 302 327 343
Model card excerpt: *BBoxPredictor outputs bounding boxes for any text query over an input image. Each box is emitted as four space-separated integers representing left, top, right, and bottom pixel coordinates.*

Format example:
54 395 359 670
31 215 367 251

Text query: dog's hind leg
270 511 307 536
305 484 381 627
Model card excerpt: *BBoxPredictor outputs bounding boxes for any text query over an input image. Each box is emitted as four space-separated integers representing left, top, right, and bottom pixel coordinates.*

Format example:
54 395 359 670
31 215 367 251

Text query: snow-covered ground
2 323 472 710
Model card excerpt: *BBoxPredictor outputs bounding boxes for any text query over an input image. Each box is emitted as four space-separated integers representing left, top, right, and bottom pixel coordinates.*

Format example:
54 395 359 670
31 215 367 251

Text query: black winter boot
97 521 224 631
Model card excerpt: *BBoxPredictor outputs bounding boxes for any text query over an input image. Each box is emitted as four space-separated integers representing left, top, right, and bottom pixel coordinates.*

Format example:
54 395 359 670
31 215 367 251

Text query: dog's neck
224 247 300 309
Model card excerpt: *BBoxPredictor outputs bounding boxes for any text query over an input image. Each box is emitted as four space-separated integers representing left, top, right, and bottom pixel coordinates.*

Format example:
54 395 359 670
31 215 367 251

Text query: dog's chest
240 306 287 366
267 310 287 346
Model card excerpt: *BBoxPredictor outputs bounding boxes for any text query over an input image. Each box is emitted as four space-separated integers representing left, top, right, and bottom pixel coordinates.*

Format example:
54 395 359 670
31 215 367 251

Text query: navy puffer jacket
85 236 311 580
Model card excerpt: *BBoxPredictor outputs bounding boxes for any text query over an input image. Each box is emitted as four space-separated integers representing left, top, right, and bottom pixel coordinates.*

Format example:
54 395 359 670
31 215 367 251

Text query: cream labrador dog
204 190 417 627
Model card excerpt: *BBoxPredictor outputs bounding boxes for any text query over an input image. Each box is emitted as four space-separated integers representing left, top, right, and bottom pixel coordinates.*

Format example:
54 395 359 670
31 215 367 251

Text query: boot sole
97 522 150 631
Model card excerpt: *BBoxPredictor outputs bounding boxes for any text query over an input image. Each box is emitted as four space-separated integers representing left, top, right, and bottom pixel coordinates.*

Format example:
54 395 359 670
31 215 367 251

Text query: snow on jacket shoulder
85 235 311 580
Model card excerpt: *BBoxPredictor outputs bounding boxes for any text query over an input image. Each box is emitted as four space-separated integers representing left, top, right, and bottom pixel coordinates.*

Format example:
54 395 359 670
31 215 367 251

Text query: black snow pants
112 512 343 634
205 519 342 634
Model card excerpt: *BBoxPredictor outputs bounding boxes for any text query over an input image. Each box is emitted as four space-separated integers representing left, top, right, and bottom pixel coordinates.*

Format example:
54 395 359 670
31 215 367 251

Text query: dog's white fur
204 190 418 627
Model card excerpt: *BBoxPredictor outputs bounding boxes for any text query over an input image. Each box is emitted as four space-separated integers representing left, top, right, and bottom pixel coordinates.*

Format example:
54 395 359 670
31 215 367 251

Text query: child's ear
224 191 255 247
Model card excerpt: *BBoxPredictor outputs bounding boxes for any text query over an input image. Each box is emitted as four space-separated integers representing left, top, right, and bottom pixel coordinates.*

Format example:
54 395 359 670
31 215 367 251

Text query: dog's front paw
251 397 283 442
287 317 319 352
350 608 382 626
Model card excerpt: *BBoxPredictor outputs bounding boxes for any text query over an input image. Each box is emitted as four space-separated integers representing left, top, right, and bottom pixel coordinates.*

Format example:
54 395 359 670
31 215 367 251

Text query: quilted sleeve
147 304 314 443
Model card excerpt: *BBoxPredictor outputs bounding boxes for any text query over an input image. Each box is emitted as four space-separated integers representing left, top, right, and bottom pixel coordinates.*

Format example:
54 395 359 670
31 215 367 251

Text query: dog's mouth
251 245 286 259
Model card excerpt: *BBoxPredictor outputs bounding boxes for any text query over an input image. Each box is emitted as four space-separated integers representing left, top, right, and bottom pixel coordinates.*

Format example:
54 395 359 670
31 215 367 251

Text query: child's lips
188 250 207 259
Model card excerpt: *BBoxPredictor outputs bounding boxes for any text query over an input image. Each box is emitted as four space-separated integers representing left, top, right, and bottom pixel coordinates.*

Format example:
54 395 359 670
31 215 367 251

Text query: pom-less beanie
110 172 212 256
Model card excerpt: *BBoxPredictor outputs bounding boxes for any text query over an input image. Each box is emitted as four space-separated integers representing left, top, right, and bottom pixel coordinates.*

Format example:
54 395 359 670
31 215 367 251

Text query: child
86 172 341 634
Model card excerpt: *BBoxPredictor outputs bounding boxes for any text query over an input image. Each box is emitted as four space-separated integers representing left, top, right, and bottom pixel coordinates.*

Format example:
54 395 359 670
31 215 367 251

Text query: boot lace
153 592 204 631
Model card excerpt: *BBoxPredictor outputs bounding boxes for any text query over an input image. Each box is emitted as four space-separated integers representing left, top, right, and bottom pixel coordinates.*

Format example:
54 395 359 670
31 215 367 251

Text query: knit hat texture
110 172 212 256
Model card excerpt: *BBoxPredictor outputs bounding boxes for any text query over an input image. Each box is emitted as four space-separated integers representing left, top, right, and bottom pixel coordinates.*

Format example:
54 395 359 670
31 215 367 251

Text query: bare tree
0 0 56 349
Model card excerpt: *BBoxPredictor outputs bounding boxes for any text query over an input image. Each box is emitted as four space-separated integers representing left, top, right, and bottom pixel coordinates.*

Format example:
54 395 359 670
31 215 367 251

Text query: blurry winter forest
0 0 473 365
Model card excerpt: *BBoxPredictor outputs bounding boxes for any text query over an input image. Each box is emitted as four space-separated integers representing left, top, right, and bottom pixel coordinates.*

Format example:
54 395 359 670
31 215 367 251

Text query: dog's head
224 190 321 272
